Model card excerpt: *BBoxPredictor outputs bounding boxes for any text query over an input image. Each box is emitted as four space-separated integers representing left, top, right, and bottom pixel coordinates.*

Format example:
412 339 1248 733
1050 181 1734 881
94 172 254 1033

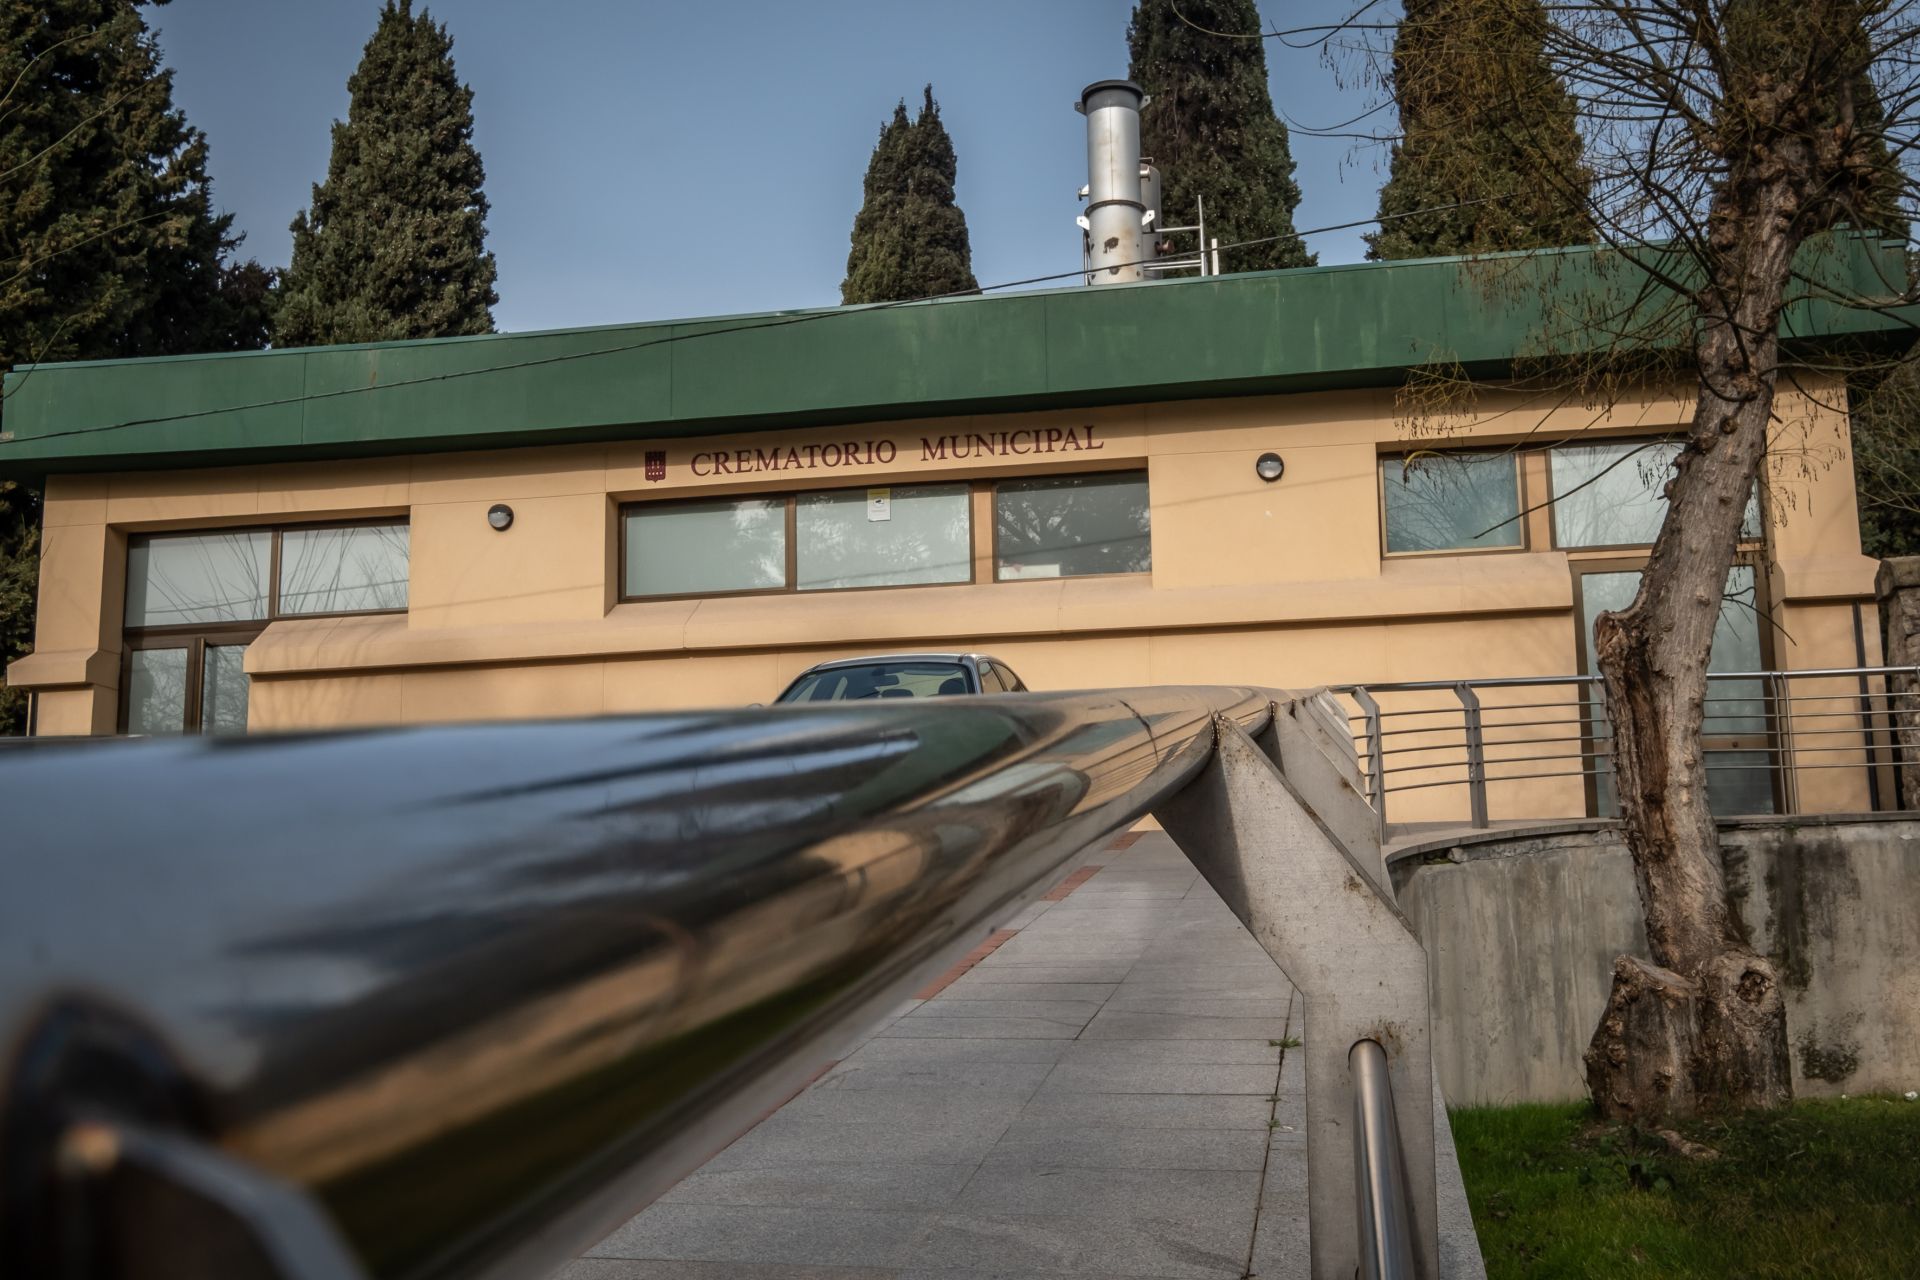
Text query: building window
279 523 412 615
121 520 408 734
623 482 974 599
1380 451 1524 554
623 496 787 598
994 471 1151 580
797 483 970 590
125 529 272 628
1550 439 1762 549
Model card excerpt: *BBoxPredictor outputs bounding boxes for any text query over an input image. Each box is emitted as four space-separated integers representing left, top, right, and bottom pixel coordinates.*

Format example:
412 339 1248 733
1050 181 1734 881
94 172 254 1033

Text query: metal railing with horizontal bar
0 688 1443 1280
1338 666 1918 840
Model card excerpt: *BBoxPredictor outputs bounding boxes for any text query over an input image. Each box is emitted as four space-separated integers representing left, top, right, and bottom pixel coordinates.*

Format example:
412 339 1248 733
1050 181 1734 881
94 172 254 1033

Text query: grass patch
1452 1096 1920 1279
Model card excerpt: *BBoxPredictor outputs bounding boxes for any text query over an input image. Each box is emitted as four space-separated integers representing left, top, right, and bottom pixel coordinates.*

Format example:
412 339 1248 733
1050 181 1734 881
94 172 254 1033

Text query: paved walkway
564 832 1482 1280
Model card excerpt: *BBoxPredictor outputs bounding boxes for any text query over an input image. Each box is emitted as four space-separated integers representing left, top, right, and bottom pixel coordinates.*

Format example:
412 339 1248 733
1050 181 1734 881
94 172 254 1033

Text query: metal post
1155 717 1438 1280
1455 682 1489 829
1196 192 1207 277
1352 1039 1417 1280
1770 671 1798 813
1852 602 1884 811
1351 687 1388 845
1211 236 1221 276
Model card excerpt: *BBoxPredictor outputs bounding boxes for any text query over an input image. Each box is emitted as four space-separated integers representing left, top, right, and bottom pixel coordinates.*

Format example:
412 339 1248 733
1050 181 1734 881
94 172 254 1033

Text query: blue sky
151 1 1391 334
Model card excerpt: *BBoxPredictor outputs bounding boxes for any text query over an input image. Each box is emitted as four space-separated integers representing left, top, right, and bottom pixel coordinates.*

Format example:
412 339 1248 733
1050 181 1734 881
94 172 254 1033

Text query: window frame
124 516 412 630
1376 449 1529 559
618 493 798 603
618 479 982 602
119 621 270 735
270 518 415 620
792 480 978 594
987 468 1154 583
1546 436 1766 554
118 517 411 734
618 468 1154 602
1373 435 1773 562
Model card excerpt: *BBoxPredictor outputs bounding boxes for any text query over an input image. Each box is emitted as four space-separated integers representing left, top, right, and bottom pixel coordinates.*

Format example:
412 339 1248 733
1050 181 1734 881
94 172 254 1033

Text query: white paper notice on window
1005 563 1061 579
867 487 891 522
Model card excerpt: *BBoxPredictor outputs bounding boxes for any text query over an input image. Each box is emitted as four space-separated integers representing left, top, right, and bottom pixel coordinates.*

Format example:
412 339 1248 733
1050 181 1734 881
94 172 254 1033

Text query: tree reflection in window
279 524 410 614
125 531 272 627
1381 451 1523 554
796 484 970 590
996 472 1150 580
1550 439 1762 550
200 644 251 733
624 497 786 597
126 648 189 735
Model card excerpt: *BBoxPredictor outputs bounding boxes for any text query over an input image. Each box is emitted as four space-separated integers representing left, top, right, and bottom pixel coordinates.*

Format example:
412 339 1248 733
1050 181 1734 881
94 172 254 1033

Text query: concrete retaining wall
1393 816 1920 1105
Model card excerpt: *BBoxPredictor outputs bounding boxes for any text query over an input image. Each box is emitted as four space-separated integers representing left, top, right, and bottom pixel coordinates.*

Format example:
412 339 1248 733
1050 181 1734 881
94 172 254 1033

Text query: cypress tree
1126 0 1312 273
1367 0 1593 260
1824 9 1907 241
277 0 497 345
842 87 978 304
1 0 269 733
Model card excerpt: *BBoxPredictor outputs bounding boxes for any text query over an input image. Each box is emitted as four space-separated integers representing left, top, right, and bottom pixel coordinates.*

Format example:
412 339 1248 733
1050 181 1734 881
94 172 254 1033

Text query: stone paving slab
659 1161 978 1212
566 832 1485 1280
978 1121 1271 1172
566 1263 895 1280
936 980 1120 1001
848 1037 1071 1066
585 1204 940 1269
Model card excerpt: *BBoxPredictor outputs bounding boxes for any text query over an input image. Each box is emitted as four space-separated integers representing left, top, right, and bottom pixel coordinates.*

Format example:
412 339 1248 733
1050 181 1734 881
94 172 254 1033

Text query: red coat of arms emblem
644 450 667 482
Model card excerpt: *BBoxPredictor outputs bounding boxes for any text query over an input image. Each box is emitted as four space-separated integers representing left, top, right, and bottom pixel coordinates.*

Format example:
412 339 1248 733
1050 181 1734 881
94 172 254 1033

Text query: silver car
774 653 1029 702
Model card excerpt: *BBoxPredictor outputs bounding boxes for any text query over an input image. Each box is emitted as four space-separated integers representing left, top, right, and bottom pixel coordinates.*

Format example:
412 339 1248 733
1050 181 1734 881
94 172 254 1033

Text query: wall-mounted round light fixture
1255 452 1285 483
486 503 514 531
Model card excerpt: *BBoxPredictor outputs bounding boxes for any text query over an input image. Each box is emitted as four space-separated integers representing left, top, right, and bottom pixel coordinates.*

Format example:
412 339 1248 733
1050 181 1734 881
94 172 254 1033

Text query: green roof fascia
2 231 1913 479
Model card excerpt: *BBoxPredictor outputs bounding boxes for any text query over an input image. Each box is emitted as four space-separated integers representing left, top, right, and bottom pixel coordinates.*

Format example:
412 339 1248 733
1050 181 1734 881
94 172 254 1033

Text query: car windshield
779 661 970 702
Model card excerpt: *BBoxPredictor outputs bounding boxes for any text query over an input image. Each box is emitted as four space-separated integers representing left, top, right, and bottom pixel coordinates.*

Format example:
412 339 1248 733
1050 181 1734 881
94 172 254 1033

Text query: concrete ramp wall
1393 816 1920 1106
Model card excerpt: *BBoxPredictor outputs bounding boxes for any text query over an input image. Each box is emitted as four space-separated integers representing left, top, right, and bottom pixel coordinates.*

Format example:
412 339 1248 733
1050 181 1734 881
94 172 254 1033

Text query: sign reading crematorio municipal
674 425 1107 479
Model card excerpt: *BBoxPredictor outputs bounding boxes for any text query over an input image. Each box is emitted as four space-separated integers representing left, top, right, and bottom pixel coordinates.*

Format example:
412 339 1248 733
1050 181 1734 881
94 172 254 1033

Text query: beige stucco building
4 239 1909 826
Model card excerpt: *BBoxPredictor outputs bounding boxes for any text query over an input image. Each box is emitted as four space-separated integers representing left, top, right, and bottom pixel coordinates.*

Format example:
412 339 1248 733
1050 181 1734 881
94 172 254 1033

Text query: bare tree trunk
1584 185 1801 1120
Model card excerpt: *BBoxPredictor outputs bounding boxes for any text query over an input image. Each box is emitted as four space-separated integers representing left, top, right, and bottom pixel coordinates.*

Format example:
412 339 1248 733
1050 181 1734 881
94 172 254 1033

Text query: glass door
125 647 191 735
200 643 251 733
1575 561 1778 816
123 635 253 735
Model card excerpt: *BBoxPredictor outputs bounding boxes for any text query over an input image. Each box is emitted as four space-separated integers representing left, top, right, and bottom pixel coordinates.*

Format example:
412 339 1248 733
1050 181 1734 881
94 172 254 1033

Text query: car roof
795 653 1003 674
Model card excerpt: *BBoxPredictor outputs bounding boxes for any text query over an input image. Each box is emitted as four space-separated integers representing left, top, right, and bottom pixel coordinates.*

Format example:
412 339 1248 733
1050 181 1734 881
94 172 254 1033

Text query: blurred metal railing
0 688 1441 1280
1338 665 1919 838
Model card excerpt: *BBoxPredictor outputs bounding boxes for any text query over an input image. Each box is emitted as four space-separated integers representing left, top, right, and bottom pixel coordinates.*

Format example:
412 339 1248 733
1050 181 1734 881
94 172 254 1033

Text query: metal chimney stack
1076 80 1150 284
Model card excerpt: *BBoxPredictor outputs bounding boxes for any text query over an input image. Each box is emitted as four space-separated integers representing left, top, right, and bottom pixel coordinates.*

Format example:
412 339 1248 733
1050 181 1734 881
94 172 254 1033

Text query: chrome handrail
1 690 1288 1280
1352 1039 1416 1280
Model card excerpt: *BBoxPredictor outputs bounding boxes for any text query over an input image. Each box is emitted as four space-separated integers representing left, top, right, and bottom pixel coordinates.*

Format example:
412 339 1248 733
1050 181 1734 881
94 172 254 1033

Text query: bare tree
1265 0 1920 1118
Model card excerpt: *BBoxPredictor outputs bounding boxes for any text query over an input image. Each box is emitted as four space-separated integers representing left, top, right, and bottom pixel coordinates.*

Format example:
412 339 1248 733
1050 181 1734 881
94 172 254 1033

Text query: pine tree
1126 0 1312 273
842 87 978 304
0 0 270 733
1366 0 1593 260
277 0 497 345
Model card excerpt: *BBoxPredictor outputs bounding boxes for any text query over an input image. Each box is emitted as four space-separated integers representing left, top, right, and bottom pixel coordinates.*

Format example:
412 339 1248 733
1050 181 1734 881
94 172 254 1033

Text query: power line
2 196 1512 450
